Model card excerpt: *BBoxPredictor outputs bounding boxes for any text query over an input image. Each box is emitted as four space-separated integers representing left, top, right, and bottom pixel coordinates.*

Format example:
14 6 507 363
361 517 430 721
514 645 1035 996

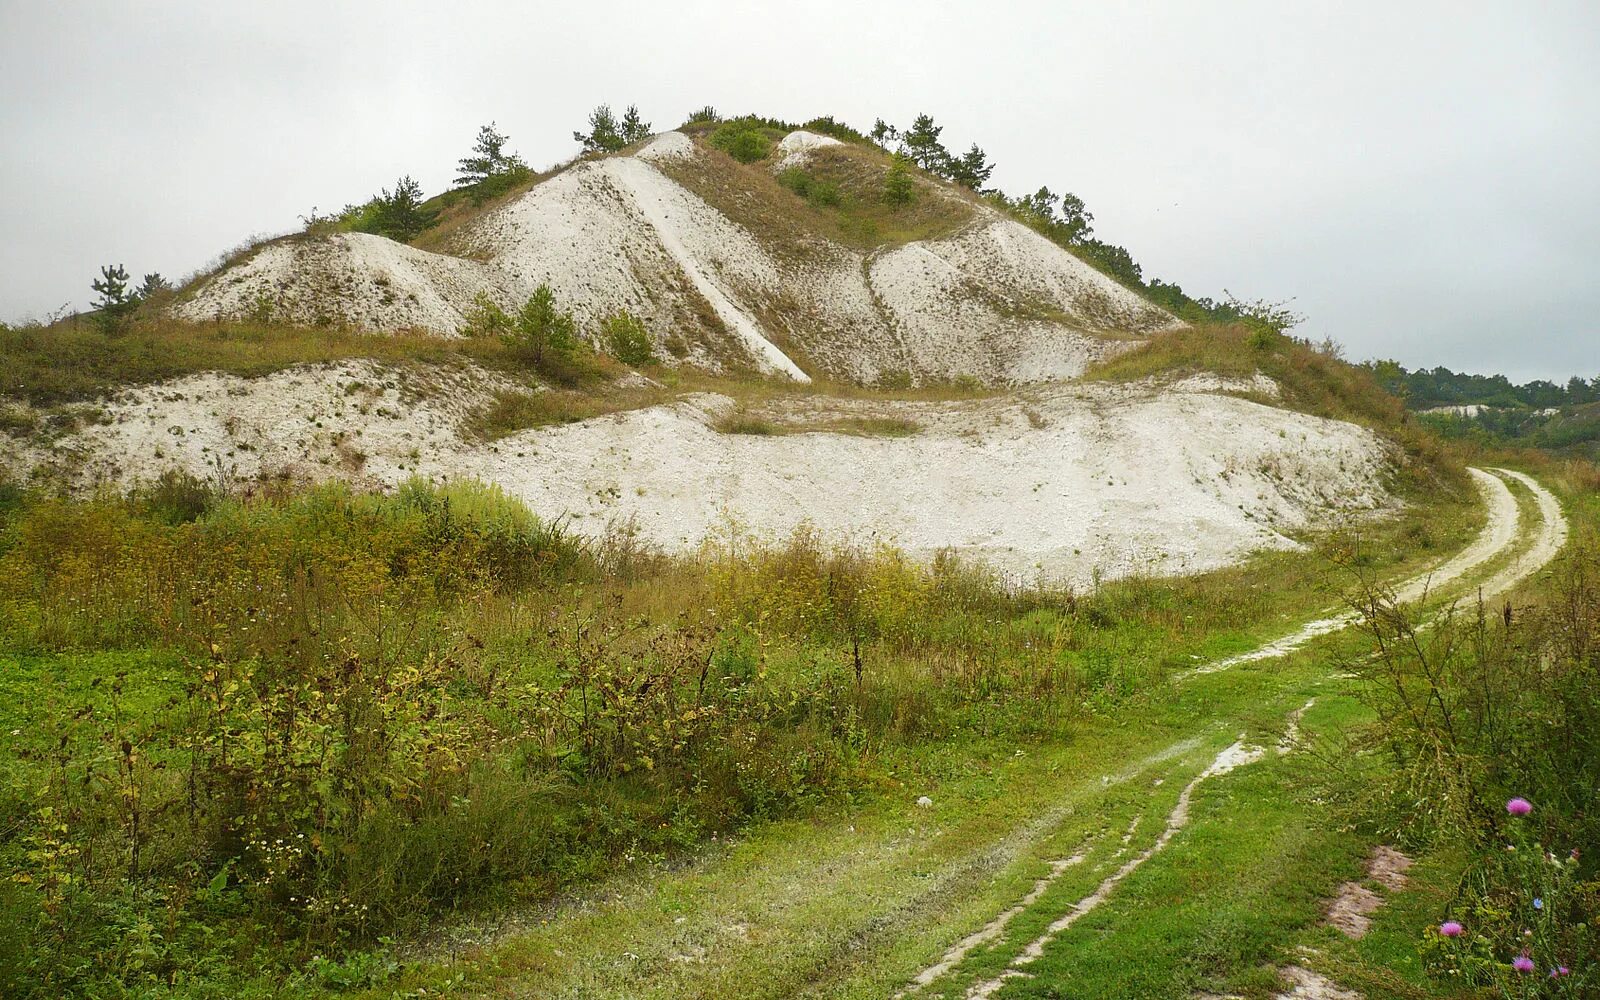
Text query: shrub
686 105 720 124
574 103 652 154
777 167 841 208
603 311 656 366
139 469 217 525
344 175 436 242
710 126 770 164
882 155 915 206
800 115 870 145
502 285 593 384
458 291 513 338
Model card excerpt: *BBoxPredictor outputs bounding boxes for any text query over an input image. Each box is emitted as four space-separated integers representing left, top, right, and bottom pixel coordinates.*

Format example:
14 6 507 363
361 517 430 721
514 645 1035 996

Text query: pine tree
456 123 526 187
869 118 900 148
949 144 995 190
374 175 431 241
137 273 172 299
574 105 624 153
618 104 652 145
882 155 915 206
902 114 951 174
91 264 136 332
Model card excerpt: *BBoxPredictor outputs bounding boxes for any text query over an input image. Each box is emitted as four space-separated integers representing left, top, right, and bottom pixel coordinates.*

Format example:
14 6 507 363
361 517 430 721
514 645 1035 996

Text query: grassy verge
0 462 1478 998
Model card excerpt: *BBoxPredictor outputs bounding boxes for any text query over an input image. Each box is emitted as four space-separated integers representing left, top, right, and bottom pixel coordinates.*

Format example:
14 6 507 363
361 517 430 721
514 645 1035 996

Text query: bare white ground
175 131 1177 385
1278 698 1317 753
773 129 842 169
3 371 1397 588
1275 966 1361 1000
1474 468 1568 601
604 157 810 381
962 738 1266 999
635 131 695 163
170 233 521 335
1188 467 1520 676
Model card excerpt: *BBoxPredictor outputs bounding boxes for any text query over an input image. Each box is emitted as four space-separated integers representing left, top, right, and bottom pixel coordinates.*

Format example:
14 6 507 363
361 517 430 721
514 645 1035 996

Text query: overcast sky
2 1 1595 381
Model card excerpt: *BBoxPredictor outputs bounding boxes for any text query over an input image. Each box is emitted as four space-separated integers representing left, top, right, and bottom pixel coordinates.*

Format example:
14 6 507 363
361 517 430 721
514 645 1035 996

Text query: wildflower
1440 920 1464 937
1513 954 1535 973
1507 797 1533 816
1533 897 1544 910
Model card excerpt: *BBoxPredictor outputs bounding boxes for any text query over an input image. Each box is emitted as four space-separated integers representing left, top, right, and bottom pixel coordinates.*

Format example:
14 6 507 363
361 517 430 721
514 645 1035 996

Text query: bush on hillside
342 175 437 242
800 115 870 145
602 310 656 366
711 126 770 164
502 284 592 384
574 103 652 153
458 291 514 339
882 156 915 206
777 167 841 207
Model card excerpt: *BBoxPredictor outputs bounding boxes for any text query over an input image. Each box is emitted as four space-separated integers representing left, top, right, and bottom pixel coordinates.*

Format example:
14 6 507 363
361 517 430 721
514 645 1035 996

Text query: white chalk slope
175 131 1177 385
6 365 1393 585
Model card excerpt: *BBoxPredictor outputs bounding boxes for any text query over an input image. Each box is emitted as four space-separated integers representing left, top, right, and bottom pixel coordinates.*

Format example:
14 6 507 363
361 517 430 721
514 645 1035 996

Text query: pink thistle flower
1512 954 1535 974
1440 921 1464 938
1507 797 1533 816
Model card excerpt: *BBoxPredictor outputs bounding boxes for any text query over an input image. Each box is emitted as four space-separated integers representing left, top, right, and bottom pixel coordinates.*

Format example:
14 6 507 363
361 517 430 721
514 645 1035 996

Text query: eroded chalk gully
905 469 1567 998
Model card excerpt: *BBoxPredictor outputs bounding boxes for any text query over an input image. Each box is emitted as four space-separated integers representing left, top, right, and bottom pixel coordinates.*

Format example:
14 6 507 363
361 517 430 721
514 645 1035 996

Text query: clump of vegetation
88 268 176 323
459 285 595 385
697 115 796 164
685 105 720 124
881 155 915 206
710 123 771 164
332 175 437 242
573 103 653 153
602 310 656 366
714 409 783 435
454 122 533 204
501 285 589 383
777 166 842 207
826 416 920 437
1327 512 1600 994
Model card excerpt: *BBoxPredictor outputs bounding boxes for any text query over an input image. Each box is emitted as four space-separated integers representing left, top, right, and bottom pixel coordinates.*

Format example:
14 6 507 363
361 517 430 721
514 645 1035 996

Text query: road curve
1189 467 1527 676
905 469 1569 997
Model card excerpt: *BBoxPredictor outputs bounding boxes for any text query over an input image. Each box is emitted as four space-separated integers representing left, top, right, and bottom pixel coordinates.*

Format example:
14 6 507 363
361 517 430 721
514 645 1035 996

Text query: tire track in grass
907 470 1567 999
1187 467 1521 678
962 738 1268 999
1475 468 1567 601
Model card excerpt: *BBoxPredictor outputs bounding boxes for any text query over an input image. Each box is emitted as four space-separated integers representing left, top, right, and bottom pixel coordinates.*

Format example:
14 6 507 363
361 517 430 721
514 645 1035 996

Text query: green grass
0 313 506 406
0 461 1483 998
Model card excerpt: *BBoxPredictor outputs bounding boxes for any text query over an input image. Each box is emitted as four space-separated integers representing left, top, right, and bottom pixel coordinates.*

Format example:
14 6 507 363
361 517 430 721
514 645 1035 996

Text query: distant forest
1361 361 1600 457
1365 361 1600 411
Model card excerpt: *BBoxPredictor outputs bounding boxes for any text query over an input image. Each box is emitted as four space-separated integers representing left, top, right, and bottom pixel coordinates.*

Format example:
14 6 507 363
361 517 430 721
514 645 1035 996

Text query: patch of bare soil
1326 845 1413 939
